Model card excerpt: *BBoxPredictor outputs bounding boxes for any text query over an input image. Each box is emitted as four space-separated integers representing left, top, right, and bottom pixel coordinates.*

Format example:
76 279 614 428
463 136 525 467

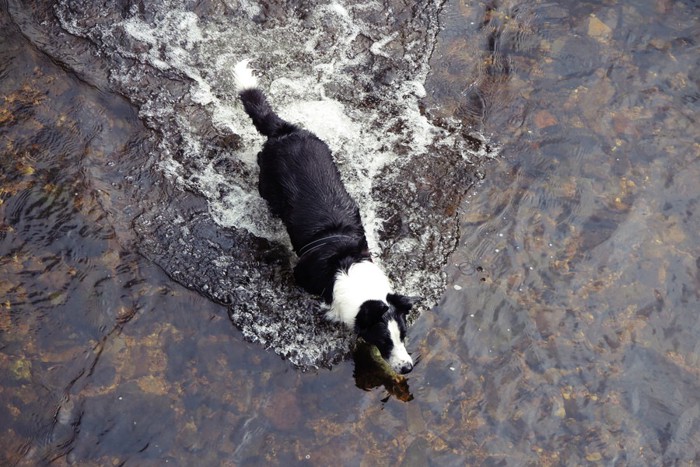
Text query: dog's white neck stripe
327 261 392 327
387 320 402 344
387 320 412 370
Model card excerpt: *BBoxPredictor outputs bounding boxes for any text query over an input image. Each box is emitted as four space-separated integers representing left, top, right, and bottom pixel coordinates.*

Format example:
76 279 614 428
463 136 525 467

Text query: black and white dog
234 60 414 374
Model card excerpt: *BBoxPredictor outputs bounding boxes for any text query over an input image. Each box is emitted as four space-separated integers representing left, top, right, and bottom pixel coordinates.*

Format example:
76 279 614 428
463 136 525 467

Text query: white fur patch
387 320 413 372
327 261 392 327
233 59 258 91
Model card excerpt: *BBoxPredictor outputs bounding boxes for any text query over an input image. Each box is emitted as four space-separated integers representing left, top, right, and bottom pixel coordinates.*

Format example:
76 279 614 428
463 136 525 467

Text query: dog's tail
234 60 296 138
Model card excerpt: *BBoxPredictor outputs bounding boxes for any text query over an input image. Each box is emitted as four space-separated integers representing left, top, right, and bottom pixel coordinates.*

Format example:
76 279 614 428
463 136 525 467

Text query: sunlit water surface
1 0 699 464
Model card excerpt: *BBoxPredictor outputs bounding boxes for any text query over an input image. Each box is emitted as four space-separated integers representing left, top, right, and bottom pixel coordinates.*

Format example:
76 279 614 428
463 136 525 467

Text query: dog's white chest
327 261 392 327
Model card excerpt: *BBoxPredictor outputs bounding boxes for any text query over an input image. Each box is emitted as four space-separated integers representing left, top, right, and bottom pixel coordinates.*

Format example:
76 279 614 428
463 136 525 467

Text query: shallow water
2 0 699 465
18 0 492 369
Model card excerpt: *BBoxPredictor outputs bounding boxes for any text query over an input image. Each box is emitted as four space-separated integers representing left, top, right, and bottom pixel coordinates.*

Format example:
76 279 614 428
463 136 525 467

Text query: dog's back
234 60 370 298
234 60 414 374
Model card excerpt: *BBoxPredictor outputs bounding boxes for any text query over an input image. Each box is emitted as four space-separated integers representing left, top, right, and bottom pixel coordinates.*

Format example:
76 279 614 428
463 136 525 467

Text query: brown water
2 0 699 465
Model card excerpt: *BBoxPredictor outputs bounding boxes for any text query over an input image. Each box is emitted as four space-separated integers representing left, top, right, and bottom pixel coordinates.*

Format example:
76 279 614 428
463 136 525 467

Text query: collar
297 234 358 258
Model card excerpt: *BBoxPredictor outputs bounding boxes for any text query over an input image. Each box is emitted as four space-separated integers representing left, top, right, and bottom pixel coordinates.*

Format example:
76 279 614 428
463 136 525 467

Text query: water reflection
1 0 699 465
353 341 414 402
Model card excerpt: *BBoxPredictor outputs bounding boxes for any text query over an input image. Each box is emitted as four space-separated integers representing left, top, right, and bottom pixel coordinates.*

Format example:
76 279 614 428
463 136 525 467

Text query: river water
1 0 699 464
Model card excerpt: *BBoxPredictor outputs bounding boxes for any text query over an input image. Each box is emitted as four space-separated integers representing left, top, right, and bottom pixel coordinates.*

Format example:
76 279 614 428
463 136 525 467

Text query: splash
50 0 495 368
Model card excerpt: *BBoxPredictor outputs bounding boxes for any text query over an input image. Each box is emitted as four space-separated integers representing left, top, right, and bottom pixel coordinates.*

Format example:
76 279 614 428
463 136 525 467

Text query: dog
234 60 414 374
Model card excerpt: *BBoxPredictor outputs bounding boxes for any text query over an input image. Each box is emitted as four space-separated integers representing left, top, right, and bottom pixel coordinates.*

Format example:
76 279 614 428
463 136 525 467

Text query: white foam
328 3 350 18
236 0 262 19
279 100 359 148
370 31 399 58
54 0 497 367
107 3 492 253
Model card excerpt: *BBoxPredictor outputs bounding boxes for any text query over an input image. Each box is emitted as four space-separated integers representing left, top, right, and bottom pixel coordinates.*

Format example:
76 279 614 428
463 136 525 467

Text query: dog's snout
390 341 414 375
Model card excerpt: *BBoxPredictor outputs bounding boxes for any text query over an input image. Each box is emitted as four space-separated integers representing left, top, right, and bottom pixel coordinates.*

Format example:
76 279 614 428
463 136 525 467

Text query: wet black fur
239 88 371 302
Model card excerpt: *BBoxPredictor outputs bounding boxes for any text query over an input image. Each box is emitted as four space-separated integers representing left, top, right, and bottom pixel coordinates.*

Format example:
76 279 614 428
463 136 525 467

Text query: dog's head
355 293 415 374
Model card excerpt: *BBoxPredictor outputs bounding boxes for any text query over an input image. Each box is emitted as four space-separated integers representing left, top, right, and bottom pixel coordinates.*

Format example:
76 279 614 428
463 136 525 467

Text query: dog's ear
354 300 389 333
386 293 419 315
